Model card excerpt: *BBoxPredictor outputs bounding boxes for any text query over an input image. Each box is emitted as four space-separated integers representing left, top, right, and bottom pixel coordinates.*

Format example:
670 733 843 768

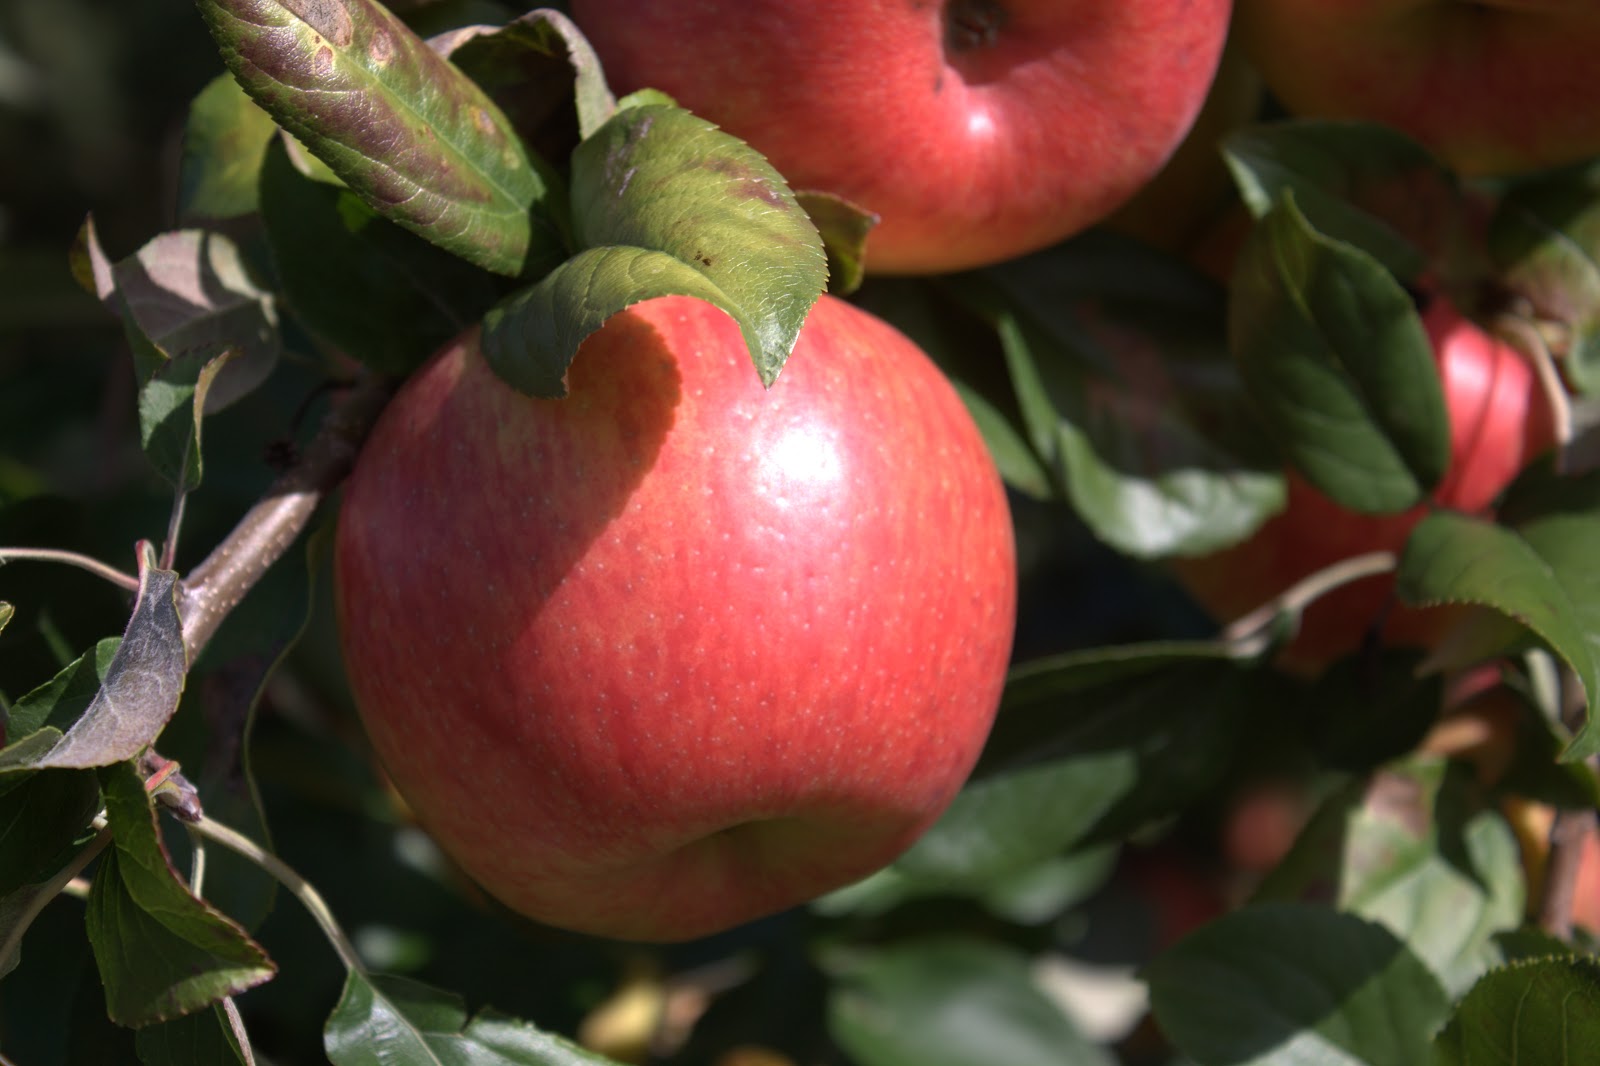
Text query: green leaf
491 102 824 393
950 379 1053 501
177 73 279 223
1254 761 1524 997
1396 512 1600 759
1147 902 1451 1066
197 0 566 277
958 235 1284 558
325 971 621 1065
0 768 99 896
86 761 274 1027
1230 192 1451 513
828 940 1113 1066
1434 956 1600 1064
796 190 878 297
259 136 507 375
137 349 234 492
1222 120 1465 280
1490 160 1600 394
430 7 617 142
1304 649 1444 773
0 880 53 981
135 1003 248 1065
0 637 118 748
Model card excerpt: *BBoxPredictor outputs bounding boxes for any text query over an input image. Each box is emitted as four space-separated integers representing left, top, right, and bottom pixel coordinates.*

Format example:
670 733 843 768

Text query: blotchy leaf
1231 193 1450 513
325 972 621 1065
32 552 187 770
1146 902 1450 1066
87 761 274 1026
1435 956 1600 1064
178 73 279 223
197 0 566 277
828 940 1113 1066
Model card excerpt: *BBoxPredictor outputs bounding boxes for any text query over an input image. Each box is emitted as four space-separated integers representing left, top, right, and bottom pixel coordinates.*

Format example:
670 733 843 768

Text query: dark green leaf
1222 120 1465 280
1396 512 1600 759
0 768 99 896
0 637 118 747
0 880 54 980
1230 192 1451 512
177 73 279 224
259 136 507 375
1305 649 1443 773
197 0 566 277
137 349 234 492
1434 956 1600 1064
796 190 878 297
828 940 1113 1066
950 380 1053 501
500 102 824 392
325 971 621 1065
1147 902 1450 1066
86 761 274 1027
135 1003 248 1065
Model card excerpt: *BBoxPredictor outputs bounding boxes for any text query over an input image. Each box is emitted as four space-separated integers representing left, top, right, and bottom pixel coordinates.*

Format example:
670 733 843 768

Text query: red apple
1235 0 1600 176
568 0 1231 274
1172 296 1555 673
333 294 1017 941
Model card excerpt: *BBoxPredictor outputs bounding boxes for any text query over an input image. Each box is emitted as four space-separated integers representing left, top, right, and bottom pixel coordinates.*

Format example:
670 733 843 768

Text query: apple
568 0 1231 274
1172 296 1555 673
1234 0 1600 176
333 294 1017 941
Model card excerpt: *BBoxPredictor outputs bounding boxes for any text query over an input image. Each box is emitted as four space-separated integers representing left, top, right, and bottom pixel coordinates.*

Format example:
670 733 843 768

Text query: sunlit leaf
177 73 279 223
797 190 878 297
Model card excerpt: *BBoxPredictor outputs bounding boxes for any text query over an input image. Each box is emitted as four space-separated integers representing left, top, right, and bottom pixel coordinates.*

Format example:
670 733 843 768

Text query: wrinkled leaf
197 0 566 277
1147 902 1450 1066
1434 956 1600 1063
178 73 279 223
325 971 620 1065
260 136 507 375
828 940 1113 1066
1231 192 1450 513
797 190 878 297
484 103 824 395
86 761 274 1027
135 1003 249 1065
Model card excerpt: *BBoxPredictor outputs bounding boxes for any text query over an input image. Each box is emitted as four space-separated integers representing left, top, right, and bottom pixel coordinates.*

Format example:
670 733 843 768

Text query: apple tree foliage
4 1 1600 1063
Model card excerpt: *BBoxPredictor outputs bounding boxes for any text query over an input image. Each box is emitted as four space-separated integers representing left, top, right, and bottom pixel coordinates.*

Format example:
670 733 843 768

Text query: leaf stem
187 814 366 975
222 995 258 1066
0 548 140 593
1221 551 1398 658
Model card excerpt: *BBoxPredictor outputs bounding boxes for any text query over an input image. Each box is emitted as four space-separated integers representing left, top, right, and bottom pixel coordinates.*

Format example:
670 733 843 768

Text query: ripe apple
1172 296 1555 673
333 294 1017 941
1234 0 1600 175
568 0 1231 274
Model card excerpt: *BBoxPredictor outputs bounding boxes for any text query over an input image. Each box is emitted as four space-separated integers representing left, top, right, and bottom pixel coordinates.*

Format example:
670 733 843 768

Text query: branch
177 374 393 662
1538 674 1596 939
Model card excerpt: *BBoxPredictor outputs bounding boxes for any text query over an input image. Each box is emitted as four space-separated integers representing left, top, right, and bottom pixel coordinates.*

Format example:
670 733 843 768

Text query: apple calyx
944 0 1008 52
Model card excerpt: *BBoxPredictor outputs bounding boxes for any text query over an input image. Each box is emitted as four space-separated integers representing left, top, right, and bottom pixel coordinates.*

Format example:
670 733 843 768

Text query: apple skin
1172 297 1554 673
1235 0 1600 175
333 294 1017 941
568 0 1231 274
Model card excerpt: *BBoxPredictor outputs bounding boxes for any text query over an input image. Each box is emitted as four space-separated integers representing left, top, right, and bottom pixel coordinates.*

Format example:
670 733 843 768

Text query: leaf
486 102 824 394
259 136 508 375
1222 120 1466 280
1230 192 1451 513
1254 761 1524 997
1434 956 1600 1064
0 638 119 754
135 1003 248 1065
1396 512 1600 759
196 0 566 277
429 7 617 142
325 971 622 1065
796 190 878 297
177 73 279 223
1146 902 1451 1066
956 235 1284 558
950 380 1053 501
137 348 235 492
86 761 274 1027
0 768 99 896
70 213 116 301
29 550 187 770
0 880 54 981
827 940 1113 1066
1304 649 1444 773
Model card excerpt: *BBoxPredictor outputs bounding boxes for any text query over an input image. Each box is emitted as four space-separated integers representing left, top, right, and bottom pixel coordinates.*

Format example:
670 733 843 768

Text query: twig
0 547 140 592
1537 672 1596 938
1494 311 1574 469
221 996 258 1066
177 374 393 663
1221 551 1398 658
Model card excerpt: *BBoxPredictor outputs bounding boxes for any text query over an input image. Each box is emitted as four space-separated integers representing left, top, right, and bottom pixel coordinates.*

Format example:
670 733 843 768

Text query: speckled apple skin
334 295 1016 941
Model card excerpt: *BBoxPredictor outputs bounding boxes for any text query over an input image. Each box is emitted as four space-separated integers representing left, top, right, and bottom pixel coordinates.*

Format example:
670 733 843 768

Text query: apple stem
188 812 368 976
1493 311 1574 469
0 547 140 593
1220 550 1398 658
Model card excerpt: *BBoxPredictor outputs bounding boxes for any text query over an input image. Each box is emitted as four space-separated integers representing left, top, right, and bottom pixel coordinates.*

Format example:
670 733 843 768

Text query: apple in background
334 294 1017 941
1234 0 1600 176
569 0 1231 274
1172 296 1555 673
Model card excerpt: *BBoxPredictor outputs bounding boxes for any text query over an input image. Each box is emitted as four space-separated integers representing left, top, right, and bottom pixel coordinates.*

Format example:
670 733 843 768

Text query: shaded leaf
1146 902 1450 1066
828 940 1113 1066
0 638 119 753
69 213 116 301
135 1003 248 1065
796 190 878 297
0 880 56 981
325 971 621 1065
1434 956 1600 1064
197 0 566 277
1305 649 1443 773
950 380 1053 501
137 349 235 492
86 761 274 1027
259 136 507 375
0 768 99 896
1230 192 1450 512
178 73 279 223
